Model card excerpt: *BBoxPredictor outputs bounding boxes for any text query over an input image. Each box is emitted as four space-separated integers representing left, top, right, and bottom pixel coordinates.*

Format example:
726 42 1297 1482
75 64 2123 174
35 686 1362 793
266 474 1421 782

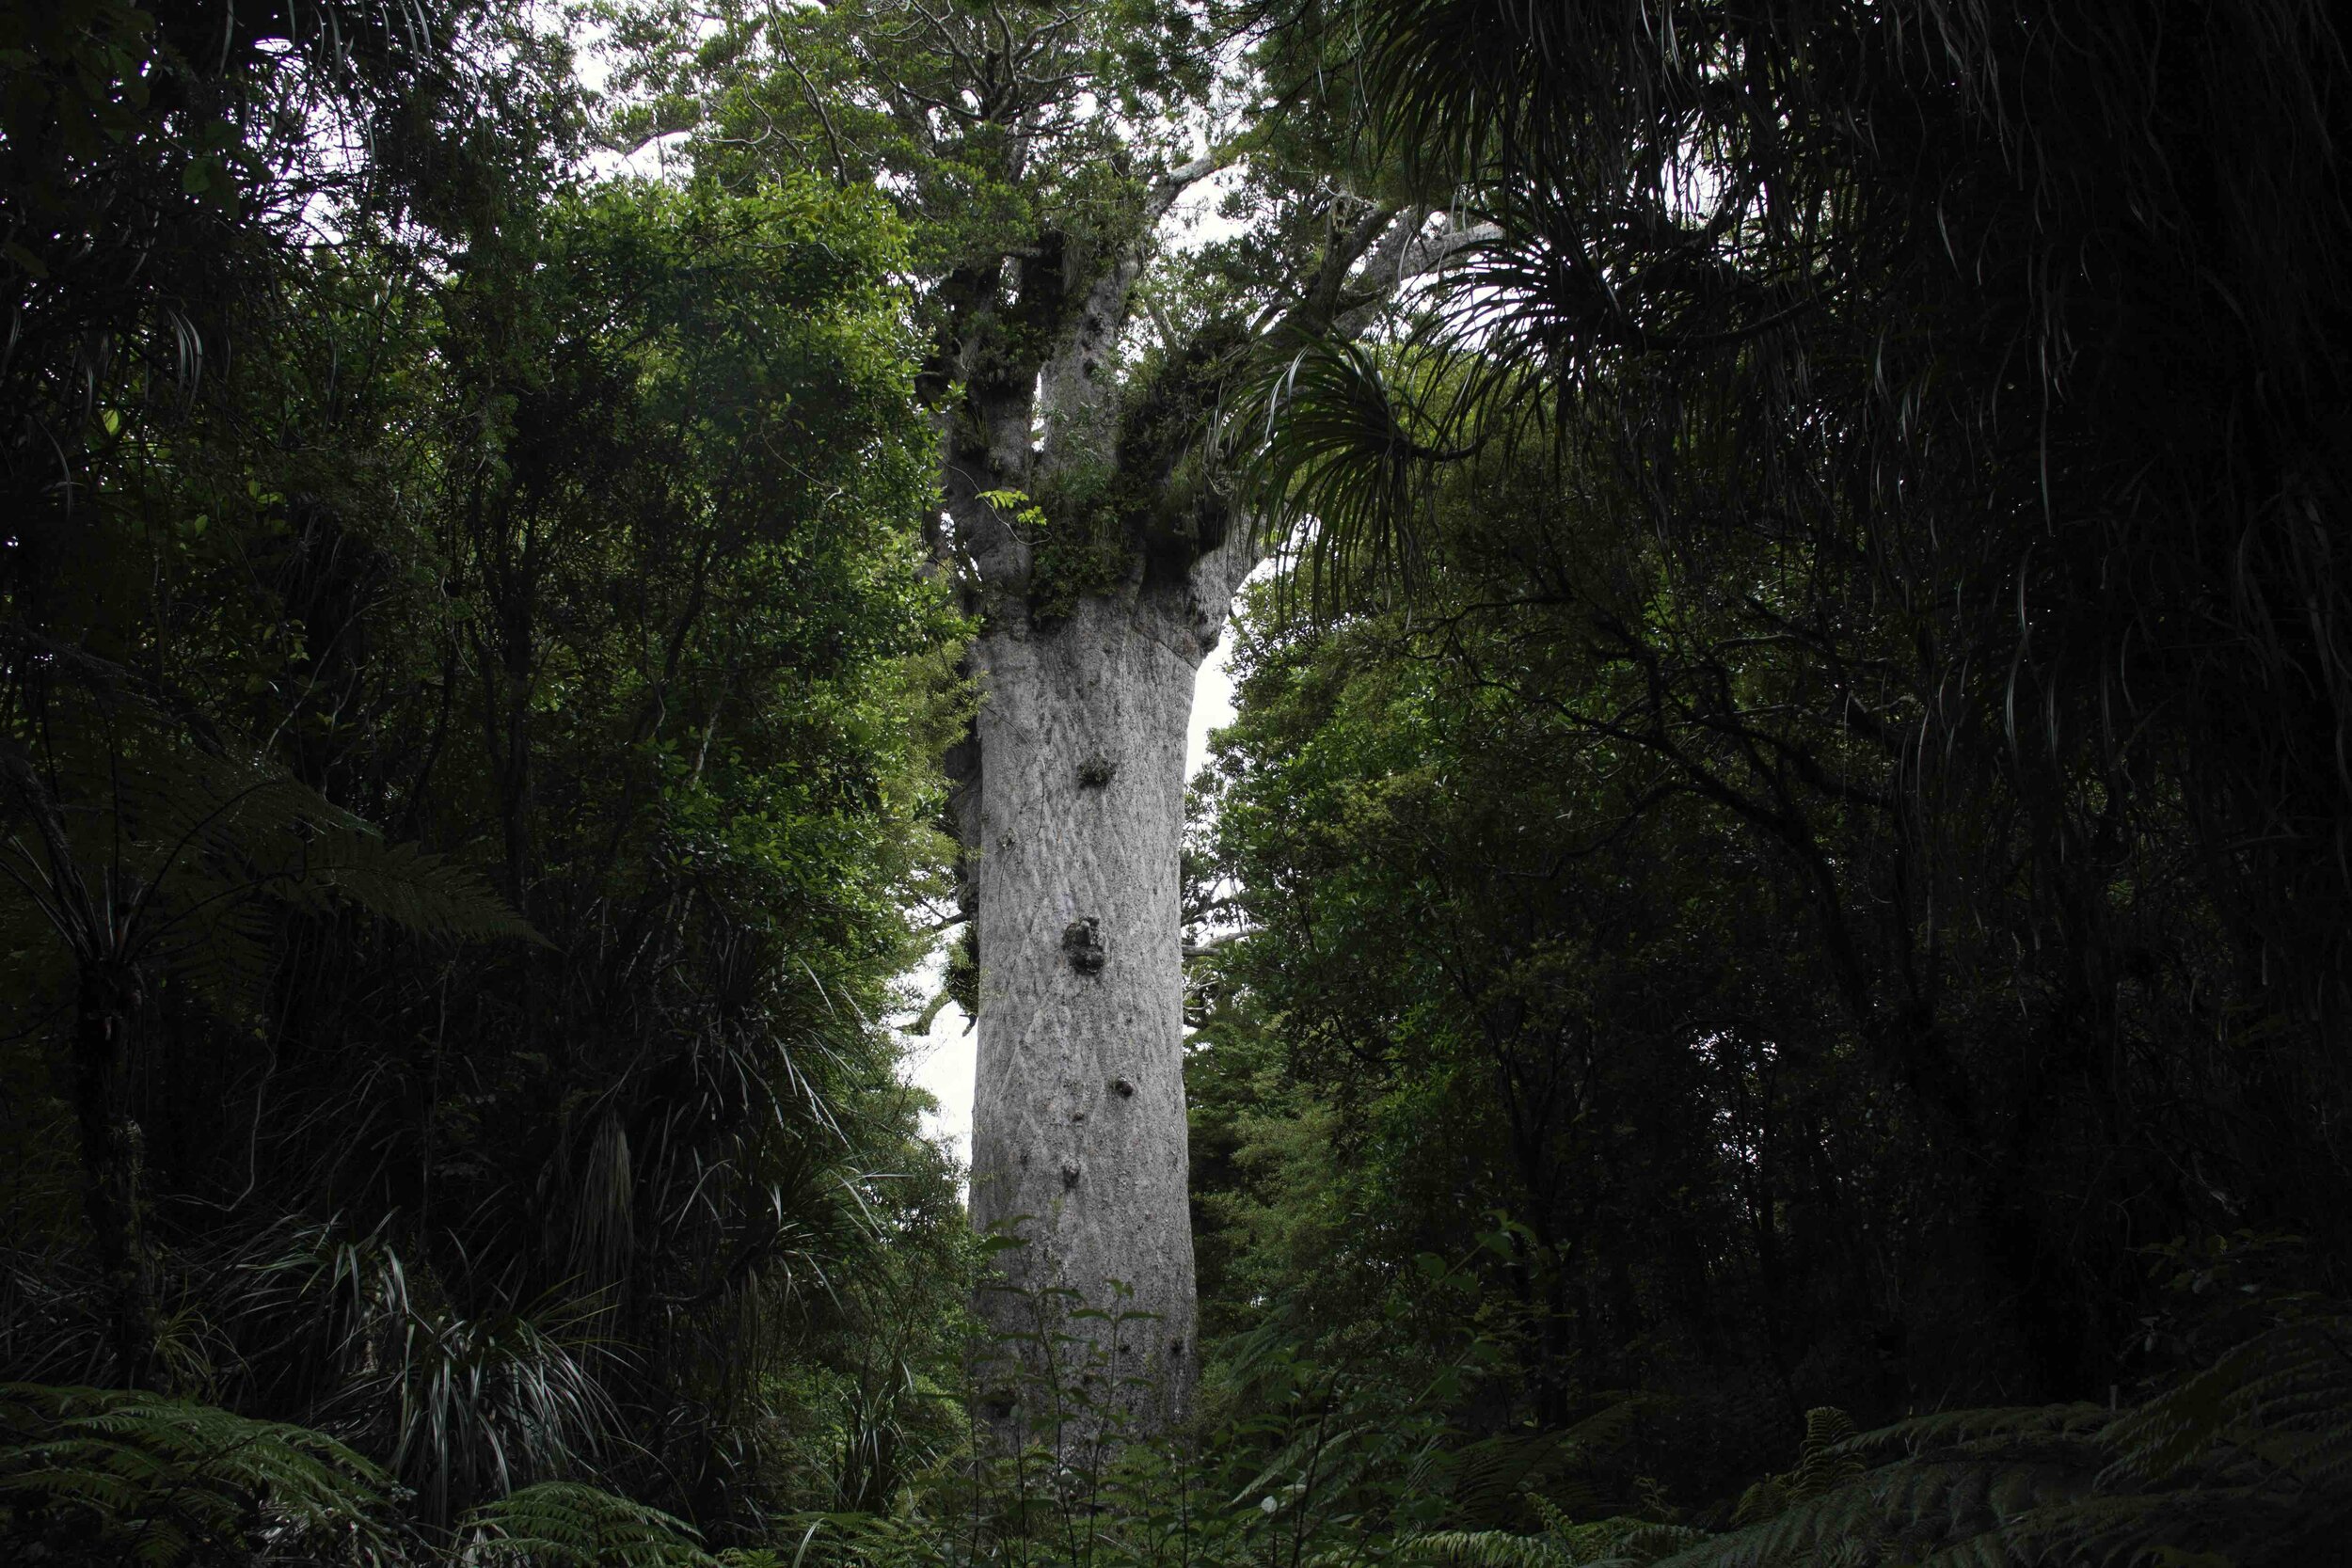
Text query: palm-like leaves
240 1224 622 1529
1232 337 1445 610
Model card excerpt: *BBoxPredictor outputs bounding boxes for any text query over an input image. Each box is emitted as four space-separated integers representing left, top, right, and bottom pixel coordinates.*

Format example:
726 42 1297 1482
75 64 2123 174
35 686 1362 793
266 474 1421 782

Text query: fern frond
1448 1431 1567 1526
160 870 283 1018
1789 1407 1862 1499
2106 1312 2352 1491
6 700 541 1048
1842 1402 2113 1461
1728 1479 1788 1528
1408 1527 1573 1568
1412 1514 1713 1568
267 825 543 944
1554 1518 1714 1567
1525 1493 1575 1536
0 1382 400 1562
1639 1322 2352 1568
461 1480 719 1568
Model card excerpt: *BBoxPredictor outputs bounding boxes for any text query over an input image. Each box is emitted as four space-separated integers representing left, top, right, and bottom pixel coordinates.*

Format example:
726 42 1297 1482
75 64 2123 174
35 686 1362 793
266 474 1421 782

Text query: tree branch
1145 149 1235 224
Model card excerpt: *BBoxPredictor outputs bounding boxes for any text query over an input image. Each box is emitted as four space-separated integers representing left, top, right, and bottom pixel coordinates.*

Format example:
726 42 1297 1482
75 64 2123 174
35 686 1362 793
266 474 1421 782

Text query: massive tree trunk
913 150 1448 1443
961 536 1249 1437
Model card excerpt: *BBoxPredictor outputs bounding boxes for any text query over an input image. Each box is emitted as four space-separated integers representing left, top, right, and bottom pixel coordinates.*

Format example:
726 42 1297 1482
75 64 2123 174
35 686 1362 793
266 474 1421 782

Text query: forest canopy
3 1 2349 1566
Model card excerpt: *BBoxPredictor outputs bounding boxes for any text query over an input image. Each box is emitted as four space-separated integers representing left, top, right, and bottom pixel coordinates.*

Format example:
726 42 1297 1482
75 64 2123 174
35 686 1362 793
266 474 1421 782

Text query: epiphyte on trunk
1062 916 1106 974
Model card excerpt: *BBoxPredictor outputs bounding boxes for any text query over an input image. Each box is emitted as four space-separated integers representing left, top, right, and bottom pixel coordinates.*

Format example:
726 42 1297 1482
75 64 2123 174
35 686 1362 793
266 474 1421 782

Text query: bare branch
1330 213 1501 338
1135 283 1180 355
1145 149 1237 224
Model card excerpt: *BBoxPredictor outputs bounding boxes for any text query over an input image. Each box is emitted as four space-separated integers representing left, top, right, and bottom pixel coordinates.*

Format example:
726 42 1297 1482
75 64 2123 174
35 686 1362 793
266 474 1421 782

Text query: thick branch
1329 213 1502 338
1035 149 1237 483
1146 150 1232 223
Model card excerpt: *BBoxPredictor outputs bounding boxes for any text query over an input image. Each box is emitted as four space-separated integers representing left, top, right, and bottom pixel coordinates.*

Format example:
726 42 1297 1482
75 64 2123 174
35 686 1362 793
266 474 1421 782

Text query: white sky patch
895 942 970 1163
565 6 695 183
583 133 690 183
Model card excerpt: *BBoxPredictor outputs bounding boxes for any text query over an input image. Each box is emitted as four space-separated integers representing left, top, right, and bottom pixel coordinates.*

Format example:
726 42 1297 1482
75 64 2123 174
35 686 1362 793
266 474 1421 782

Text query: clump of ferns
1407 1307 2352 1567
0 1384 729 1567
0 1381 407 1565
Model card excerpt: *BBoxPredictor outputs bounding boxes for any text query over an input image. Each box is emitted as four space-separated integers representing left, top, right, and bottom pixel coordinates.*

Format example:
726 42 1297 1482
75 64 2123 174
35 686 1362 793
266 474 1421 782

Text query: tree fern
4 693 545 1382
262 824 545 944
4 689 539 995
0 1382 402 1564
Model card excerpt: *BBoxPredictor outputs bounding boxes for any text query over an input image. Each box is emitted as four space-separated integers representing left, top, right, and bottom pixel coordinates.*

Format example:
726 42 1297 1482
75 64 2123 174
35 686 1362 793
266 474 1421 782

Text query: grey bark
962 531 1249 1437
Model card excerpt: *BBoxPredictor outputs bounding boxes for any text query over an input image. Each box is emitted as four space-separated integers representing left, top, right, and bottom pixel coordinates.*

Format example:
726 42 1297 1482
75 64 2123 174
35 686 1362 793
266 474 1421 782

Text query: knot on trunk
1062 917 1106 974
1076 754 1116 788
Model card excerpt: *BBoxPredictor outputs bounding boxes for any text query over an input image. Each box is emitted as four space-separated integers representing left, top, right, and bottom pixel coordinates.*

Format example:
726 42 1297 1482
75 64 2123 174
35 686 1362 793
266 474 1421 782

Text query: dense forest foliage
4 1 2349 1565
